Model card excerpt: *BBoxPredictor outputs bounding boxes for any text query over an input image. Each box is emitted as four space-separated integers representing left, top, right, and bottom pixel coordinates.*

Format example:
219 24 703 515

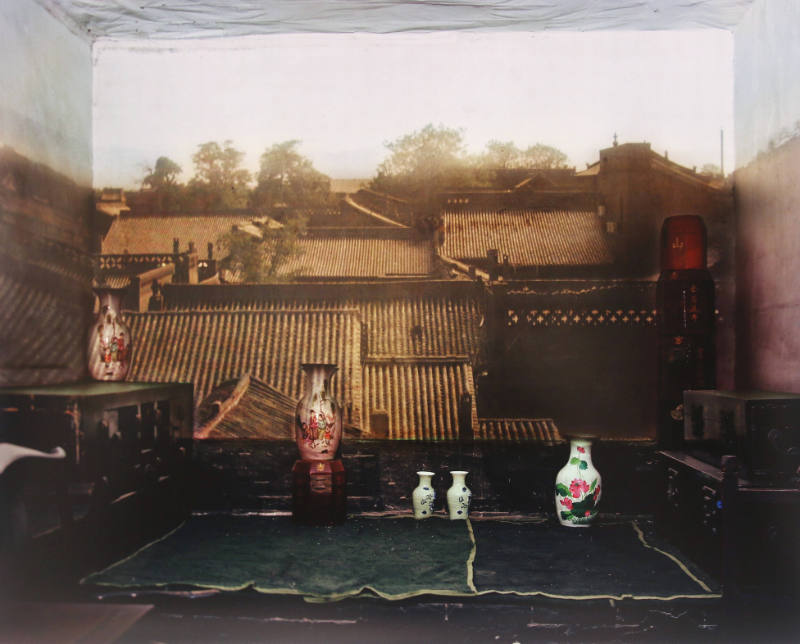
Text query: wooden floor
1 602 153 644
5 591 796 643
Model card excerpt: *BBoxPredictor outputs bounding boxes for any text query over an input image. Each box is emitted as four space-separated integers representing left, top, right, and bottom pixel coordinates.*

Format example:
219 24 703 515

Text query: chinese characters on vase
412 471 435 518
446 470 472 520
554 438 602 527
87 287 132 381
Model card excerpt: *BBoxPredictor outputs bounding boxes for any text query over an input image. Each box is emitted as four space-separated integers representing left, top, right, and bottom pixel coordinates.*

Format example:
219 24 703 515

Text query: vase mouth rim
564 435 596 442
449 470 469 475
416 471 434 476
92 286 128 295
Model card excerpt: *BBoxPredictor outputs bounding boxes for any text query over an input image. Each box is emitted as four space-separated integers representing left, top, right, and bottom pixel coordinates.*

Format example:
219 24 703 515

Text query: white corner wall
734 0 800 392
734 0 800 168
0 1 92 186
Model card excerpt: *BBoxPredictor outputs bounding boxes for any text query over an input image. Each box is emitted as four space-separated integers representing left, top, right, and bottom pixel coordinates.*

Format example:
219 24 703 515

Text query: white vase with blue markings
412 471 436 519
447 470 471 520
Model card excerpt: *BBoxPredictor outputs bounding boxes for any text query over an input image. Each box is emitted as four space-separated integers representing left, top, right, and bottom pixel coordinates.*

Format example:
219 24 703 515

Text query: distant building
436 142 732 278
94 141 732 440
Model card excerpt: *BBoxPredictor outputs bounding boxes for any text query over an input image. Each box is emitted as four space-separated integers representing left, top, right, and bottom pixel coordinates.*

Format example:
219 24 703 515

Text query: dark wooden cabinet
0 382 193 551
657 450 800 599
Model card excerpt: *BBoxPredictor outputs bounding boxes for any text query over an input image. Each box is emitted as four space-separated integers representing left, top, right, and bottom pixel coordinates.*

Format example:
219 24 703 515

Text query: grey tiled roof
102 215 252 255
126 309 362 419
362 358 478 440
477 418 562 443
278 237 435 278
0 270 87 386
441 209 613 267
195 373 296 439
167 293 484 360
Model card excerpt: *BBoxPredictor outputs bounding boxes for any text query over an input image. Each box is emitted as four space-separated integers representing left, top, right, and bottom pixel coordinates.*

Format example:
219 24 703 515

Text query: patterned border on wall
506 308 657 328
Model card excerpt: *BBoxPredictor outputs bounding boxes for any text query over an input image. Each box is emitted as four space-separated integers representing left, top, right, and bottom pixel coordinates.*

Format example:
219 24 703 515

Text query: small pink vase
87 287 132 381
294 363 342 460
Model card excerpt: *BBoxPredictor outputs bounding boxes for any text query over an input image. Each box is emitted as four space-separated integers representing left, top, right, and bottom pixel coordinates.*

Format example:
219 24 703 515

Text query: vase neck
450 471 467 484
569 439 593 463
417 472 433 484
302 364 336 395
95 289 122 315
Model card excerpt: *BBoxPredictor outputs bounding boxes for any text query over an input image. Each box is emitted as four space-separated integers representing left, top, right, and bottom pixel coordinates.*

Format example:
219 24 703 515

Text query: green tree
483 140 520 169
251 140 331 214
143 156 183 212
518 143 569 169
475 140 570 188
218 213 307 282
187 140 251 212
371 124 468 228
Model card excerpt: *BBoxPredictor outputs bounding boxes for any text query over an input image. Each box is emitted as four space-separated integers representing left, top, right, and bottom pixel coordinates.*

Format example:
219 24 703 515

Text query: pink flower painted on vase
559 498 573 510
577 446 585 454
569 479 590 498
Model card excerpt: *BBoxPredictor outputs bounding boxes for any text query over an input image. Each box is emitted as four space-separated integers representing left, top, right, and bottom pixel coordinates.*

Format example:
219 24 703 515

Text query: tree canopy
218 212 307 283
143 156 182 189
371 124 470 228
370 124 571 227
142 156 182 212
252 140 331 214
186 140 251 212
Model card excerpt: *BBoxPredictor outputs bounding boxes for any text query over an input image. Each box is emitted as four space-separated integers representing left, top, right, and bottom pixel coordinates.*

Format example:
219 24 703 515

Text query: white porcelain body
446 470 472 520
554 439 602 527
87 288 132 381
412 471 436 519
294 363 342 460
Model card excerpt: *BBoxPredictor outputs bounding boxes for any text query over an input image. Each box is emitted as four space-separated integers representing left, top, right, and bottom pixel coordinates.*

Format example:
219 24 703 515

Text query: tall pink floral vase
87 287 132 381
555 438 602 527
295 363 342 460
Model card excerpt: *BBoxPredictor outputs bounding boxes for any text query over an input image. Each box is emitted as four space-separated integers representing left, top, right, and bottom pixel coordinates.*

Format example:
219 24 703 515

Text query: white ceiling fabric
36 0 755 42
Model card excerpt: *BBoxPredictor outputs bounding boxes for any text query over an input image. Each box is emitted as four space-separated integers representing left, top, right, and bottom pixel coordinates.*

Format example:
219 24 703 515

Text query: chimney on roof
208 242 214 260
370 411 389 439
148 280 164 311
458 392 473 442
487 249 499 281
173 238 179 254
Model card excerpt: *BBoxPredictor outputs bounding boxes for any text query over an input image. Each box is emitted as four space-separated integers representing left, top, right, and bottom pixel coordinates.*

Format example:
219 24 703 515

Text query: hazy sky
93 30 733 189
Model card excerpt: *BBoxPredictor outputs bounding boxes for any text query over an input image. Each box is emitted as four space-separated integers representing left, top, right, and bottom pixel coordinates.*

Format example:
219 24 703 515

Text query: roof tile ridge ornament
195 372 251 439
343 194 409 229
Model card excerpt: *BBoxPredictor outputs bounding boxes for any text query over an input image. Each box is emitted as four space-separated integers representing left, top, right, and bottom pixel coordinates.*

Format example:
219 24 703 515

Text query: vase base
291 459 346 526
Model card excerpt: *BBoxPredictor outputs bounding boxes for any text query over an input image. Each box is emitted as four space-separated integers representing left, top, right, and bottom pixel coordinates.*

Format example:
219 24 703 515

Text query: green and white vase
412 471 435 519
447 470 472 520
555 438 601 527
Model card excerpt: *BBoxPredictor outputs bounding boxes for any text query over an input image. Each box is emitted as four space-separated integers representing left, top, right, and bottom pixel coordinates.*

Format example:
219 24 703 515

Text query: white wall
733 0 800 392
734 0 800 169
0 0 92 186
